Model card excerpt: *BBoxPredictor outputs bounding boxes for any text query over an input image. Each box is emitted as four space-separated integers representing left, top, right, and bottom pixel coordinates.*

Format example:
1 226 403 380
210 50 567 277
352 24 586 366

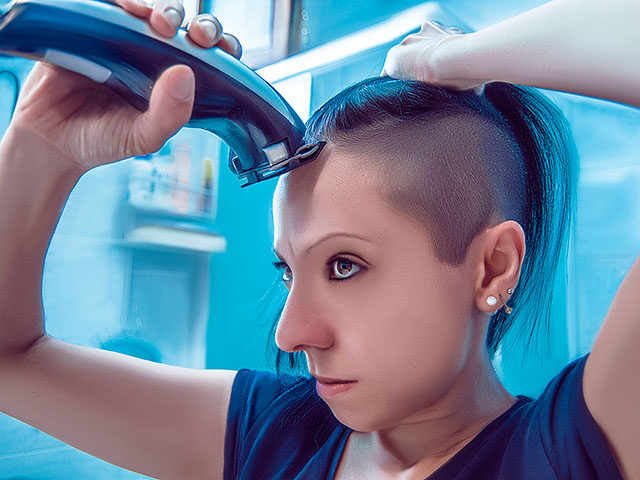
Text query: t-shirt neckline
328 395 532 480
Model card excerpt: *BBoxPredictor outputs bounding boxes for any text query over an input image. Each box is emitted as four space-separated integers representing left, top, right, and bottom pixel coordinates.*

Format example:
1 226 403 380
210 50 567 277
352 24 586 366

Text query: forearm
438 0 640 107
0 125 82 356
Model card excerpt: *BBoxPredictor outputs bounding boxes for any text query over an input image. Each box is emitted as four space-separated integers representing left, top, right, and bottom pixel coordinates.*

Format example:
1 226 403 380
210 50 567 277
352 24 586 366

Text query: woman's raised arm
383 0 640 108
0 1 241 478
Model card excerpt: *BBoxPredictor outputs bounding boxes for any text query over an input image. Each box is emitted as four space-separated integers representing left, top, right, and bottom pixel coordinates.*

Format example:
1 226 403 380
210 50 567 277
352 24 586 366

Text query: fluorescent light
258 2 442 83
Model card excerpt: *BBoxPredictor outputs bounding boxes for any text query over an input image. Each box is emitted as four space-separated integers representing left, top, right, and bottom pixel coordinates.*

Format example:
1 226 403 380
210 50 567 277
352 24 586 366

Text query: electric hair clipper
0 0 324 186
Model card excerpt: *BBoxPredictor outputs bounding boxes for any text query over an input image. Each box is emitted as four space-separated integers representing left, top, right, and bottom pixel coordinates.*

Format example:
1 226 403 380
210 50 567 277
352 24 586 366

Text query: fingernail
170 70 194 101
199 19 218 44
164 7 182 30
134 0 153 7
229 37 242 57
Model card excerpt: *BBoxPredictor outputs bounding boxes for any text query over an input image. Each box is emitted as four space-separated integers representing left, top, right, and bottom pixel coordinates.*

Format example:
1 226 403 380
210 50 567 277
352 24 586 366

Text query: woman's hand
6 0 242 174
381 21 485 94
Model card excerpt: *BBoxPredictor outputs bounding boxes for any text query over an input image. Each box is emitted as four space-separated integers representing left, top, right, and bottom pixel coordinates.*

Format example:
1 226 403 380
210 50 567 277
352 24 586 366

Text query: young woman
0 0 638 479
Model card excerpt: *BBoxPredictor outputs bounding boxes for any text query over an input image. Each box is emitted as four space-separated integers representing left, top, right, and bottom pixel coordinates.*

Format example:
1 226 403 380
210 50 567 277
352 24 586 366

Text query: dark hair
266 76 576 375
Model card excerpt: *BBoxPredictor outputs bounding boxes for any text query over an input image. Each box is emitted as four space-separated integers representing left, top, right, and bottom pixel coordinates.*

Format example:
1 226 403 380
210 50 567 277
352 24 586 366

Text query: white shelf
125 226 226 253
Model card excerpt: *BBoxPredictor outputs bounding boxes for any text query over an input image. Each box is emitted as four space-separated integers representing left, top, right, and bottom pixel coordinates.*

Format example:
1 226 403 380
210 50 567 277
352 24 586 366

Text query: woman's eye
273 258 364 283
329 258 362 280
273 261 293 282
282 266 293 282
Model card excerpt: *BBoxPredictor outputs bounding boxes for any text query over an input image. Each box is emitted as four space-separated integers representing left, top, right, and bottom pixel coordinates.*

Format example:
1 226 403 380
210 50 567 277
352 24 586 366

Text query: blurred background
1 0 640 478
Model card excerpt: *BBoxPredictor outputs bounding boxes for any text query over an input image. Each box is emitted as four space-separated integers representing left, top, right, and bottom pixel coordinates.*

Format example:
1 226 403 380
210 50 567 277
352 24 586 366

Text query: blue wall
205 147 285 371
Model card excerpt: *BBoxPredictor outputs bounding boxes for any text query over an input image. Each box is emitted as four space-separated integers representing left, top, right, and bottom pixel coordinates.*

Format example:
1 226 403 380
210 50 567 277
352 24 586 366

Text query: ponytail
483 83 576 356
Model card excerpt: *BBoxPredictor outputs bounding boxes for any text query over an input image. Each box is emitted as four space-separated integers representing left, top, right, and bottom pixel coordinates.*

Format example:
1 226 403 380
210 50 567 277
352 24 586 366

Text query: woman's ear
474 220 526 314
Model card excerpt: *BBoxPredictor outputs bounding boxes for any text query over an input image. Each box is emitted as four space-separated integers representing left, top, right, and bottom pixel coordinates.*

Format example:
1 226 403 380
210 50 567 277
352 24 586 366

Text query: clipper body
0 0 323 185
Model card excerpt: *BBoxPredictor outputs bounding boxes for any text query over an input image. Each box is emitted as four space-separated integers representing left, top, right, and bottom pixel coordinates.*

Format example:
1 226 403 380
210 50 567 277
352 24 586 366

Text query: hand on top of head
381 20 484 95
6 0 242 175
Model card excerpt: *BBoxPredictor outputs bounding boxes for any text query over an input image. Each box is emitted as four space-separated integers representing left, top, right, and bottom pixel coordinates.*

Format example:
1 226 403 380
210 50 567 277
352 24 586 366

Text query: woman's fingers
185 17 242 58
185 14 223 47
381 20 484 94
114 0 184 36
114 0 153 19
149 0 186 37
115 0 243 57
218 33 243 59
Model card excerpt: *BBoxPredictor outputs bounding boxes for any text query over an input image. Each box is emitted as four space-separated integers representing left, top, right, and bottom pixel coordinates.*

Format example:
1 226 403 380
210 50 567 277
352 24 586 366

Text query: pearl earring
486 296 498 307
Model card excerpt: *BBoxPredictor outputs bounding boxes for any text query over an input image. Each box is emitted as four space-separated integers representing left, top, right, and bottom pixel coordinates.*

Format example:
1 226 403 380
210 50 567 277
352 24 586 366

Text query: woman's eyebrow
272 232 375 260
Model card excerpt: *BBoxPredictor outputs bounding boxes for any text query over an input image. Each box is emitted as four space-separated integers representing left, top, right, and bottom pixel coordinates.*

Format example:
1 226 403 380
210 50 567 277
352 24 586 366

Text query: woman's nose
274 287 334 353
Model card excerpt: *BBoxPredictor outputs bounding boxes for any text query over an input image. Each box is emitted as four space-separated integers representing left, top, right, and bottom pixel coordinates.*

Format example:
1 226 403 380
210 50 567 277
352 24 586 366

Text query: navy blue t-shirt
224 354 622 479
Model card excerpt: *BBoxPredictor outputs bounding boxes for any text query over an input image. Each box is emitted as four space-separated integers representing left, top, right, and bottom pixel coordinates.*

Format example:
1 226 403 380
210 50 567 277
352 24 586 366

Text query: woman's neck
354 352 516 477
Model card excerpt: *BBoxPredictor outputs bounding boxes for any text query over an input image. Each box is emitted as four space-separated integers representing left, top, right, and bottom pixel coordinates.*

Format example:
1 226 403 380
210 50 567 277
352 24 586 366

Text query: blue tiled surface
0 415 152 479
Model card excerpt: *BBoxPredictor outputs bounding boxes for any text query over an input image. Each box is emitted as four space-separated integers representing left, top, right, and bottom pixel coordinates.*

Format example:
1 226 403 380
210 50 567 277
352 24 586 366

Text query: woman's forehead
272 147 394 250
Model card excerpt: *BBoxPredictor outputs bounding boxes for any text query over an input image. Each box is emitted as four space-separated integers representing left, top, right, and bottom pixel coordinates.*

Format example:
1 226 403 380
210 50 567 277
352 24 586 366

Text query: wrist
429 32 492 89
1 124 85 186
0 125 82 233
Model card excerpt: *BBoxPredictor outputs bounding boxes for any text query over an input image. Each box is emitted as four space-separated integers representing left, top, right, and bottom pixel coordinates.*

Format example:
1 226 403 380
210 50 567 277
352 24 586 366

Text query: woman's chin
327 405 390 433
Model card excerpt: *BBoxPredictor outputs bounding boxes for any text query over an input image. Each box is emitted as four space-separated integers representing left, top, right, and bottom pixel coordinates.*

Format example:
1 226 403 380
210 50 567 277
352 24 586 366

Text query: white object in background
181 0 198 27
205 0 290 68
272 72 312 122
125 225 226 253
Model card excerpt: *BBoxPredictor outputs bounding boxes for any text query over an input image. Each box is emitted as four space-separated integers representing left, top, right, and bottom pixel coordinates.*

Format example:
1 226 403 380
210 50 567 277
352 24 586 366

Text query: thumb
134 64 195 154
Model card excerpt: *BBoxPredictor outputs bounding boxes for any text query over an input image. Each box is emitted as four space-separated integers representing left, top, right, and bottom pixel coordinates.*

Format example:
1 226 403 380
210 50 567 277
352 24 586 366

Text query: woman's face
272 144 489 432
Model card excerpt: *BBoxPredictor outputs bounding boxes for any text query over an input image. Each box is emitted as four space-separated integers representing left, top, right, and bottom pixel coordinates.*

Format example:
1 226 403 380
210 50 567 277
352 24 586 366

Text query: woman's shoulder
504 354 622 479
228 368 341 437
227 369 328 432
225 369 347 480
231 369 314 409
431 354 622 479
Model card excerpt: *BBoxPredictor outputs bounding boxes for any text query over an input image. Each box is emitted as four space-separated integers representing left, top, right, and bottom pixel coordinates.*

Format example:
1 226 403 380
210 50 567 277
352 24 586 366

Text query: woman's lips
313 375 352 384
314 377 356 397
